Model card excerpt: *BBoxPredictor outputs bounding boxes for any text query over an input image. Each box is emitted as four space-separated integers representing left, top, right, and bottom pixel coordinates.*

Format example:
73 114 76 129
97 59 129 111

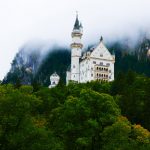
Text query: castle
49 14 115 88
66 15 115 84
49 72 60 88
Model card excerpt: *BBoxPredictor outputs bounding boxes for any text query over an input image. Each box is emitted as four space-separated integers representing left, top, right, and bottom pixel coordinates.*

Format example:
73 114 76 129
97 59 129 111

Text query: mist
1 0 150 80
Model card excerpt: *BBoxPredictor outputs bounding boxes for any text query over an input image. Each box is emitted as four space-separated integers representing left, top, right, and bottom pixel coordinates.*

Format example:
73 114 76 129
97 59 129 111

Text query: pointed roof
100 36 103 42
90 38 115 61
51 72 59 77
73 14 80 30
50 72 60 81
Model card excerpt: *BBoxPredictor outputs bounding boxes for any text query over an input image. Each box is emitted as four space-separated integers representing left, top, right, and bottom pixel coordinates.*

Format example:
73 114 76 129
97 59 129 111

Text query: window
73 65 75 68
93 61 96 64
106 63 110 66
109 70 111 73
100 54 103 57
100 62 103 65
91 74 93 77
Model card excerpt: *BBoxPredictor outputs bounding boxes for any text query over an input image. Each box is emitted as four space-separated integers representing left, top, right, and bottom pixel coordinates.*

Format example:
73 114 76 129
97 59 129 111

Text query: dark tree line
1 71 150 150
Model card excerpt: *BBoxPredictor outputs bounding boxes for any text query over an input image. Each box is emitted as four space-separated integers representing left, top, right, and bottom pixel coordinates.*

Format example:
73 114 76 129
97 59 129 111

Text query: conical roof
73 14 80 30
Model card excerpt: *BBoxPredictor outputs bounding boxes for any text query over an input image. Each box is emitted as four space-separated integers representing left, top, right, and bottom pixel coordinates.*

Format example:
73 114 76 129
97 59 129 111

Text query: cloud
0 0 150 80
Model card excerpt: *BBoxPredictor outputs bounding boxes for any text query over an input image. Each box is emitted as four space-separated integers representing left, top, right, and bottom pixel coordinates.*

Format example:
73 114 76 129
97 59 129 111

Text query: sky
0 0 150 80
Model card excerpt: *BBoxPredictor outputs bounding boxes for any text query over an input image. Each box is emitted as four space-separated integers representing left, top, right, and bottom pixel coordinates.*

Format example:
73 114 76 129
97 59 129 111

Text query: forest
1 71 150 150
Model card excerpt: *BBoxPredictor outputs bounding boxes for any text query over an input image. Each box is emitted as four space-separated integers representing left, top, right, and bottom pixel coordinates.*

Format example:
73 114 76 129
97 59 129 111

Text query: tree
111 71 126 95
49 89 120 149
0 85 63 150
102 116 150 150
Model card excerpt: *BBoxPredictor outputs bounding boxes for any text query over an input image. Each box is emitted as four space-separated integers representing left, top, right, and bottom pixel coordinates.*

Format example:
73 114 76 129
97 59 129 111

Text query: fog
0 0 150 80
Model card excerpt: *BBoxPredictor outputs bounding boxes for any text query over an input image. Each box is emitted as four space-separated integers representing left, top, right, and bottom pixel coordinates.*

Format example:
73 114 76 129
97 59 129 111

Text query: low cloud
1 0 150 79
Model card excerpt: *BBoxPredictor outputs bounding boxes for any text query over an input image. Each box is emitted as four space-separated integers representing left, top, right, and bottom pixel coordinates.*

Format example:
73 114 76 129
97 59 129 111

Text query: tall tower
70 14 83 82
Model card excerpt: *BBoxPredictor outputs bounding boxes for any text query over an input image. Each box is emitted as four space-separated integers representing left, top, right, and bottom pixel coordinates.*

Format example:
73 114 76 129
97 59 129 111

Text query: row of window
73 62 111 69
96 73 108 78
73 67 111 74
93 61 110 66
96 67 108 71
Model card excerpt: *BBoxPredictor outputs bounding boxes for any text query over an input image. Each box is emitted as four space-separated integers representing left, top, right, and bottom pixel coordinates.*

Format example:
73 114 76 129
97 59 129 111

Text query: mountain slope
34 49 70 86
3 38 150 86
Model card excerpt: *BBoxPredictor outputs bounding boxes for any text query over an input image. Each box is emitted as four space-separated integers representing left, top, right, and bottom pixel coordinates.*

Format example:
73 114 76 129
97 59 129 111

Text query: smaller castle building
66 15 115 84
49 72 60 88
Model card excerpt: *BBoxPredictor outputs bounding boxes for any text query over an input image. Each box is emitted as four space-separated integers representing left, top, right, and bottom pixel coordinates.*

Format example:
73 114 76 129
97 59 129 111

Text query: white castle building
49 72 60 88
66 15 115 84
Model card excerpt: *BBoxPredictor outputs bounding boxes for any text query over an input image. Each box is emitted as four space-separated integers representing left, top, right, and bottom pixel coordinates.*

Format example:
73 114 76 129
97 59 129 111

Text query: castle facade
66 15 115 84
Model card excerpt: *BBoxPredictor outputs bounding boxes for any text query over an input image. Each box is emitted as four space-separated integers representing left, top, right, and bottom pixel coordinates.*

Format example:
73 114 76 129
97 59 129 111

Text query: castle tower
49 72 60 88
70 14 83 82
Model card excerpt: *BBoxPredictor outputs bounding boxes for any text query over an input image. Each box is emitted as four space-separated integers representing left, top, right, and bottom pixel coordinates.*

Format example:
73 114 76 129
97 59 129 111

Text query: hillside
2 38 150 86
1 72 150 150
110 39 150 76
2 45 70 86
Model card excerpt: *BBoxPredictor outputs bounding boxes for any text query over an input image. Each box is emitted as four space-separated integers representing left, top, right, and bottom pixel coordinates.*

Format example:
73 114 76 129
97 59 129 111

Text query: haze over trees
3 38 150 86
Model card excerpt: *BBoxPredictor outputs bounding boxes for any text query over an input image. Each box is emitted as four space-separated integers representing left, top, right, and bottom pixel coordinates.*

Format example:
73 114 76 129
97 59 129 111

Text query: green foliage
111 71 150 130
1 76 150 149
49 89 120 149
102 116 150 150
0 85 63 150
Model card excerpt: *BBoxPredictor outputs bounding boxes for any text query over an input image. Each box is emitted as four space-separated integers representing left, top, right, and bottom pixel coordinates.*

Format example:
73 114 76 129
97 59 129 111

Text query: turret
71 14 83 50
100 36 103 42
49 72 60 88
70 13 83 82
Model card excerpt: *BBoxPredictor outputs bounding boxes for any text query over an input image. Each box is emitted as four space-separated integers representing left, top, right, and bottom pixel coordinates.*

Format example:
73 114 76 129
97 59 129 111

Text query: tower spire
76 11 78 17
70 13 83 83
73 12 80 30
100 36 103 42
